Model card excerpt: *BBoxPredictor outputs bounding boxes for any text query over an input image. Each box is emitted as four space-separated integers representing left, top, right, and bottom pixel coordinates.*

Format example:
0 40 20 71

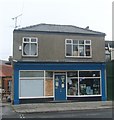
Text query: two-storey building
105 41 114 61
13 23 106 104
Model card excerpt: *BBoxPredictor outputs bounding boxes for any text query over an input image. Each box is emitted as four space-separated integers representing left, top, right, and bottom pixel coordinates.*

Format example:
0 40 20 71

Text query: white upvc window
67 70 101 96
19 71 44 98
22 37 38 56
65 39 92 58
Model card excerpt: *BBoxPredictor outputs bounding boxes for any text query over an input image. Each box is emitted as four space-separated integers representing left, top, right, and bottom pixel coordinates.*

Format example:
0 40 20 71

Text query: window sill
67 95 101 97
22 55 38 57
65 56 92 58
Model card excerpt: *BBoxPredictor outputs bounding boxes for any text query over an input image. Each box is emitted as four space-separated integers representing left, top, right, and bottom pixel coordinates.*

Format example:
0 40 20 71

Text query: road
1 103 19 118
21 109 112 118
1 103 113 119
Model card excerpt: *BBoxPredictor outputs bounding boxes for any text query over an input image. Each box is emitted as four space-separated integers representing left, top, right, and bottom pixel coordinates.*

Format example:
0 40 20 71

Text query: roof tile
0 65 12 77
15 23 105 36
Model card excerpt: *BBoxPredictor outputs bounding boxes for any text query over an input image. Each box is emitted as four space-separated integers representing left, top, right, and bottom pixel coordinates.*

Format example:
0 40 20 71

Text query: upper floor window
22 37 38 56
65 39 92 57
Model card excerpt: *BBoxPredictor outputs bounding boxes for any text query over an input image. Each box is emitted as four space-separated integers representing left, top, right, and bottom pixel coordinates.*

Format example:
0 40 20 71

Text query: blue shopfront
13 62 106 104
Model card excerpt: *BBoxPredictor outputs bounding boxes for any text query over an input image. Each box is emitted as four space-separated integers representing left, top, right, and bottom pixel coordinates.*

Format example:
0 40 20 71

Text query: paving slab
12 101 112 113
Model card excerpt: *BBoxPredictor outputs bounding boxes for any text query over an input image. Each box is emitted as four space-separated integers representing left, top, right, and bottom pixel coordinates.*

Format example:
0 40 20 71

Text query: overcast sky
0 0 113 60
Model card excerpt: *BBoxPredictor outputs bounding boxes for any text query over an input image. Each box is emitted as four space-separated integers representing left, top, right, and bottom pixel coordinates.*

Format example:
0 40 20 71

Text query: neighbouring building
105 41 114 100
13 23 106 104
105 41 114 61
0 60 12 99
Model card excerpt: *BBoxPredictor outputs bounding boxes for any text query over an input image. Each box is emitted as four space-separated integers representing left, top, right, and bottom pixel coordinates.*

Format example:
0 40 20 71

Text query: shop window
19 71 44 98
79 71 100 77
67 78 78 95
20 71 44 77
20 79 44 97
79 71 101 95
45 71 53 78
67 71 101 96
79 78 100 95
67 71 78 96
67 71 78 77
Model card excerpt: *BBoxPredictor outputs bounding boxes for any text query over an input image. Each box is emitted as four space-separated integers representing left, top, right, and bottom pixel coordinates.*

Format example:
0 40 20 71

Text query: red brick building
0 64 12 98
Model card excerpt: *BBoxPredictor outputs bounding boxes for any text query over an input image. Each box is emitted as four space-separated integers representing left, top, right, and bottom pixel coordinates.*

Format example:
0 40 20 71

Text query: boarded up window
45 79 53 96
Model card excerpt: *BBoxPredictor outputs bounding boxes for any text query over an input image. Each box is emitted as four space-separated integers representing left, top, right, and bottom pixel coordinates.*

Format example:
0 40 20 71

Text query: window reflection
67 71 101 96
79 78 100 95
67 71 78 96
67 78 78 95
65 39 91 57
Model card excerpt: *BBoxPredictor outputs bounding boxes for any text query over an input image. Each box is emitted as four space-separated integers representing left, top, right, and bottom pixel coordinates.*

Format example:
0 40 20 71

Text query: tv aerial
12 14 22 29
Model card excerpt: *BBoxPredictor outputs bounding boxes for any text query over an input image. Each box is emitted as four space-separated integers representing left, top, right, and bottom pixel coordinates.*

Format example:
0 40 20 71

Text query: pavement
10 101 113 113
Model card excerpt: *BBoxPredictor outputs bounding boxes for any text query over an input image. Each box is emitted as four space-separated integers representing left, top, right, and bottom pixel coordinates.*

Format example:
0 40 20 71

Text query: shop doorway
54 73 66 100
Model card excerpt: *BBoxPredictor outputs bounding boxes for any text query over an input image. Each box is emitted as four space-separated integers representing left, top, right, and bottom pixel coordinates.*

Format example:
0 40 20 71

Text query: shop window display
67 78 78 95
79 78 100 95
67 71 101 96
67 71 78 96
79 71 100 95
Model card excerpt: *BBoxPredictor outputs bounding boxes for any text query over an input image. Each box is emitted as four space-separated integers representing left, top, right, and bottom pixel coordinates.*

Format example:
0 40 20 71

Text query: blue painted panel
14 62 105 71
55 74 66 100
13 62 106 103
13 66 19 104
101 64 107 101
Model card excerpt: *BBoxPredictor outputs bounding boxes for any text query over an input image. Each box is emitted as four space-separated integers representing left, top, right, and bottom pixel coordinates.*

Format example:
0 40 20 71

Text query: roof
0 60 11 66
14 23 106 36
0 60 9 65
0 65 12 77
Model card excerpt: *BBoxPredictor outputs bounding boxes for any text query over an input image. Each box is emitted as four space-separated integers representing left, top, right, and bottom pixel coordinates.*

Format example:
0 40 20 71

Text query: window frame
67 70 101 97
19 70 44 98
65 39 92 58
19 70 54 99
22 37 38 57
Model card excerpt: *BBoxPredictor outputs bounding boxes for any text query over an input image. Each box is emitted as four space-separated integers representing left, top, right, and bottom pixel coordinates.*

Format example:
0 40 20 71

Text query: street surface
19 108 112 118
1 103 19 118
1 103 112 119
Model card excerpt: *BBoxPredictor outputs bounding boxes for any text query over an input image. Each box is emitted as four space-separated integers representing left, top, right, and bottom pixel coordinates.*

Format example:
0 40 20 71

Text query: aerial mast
12 14 22 29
